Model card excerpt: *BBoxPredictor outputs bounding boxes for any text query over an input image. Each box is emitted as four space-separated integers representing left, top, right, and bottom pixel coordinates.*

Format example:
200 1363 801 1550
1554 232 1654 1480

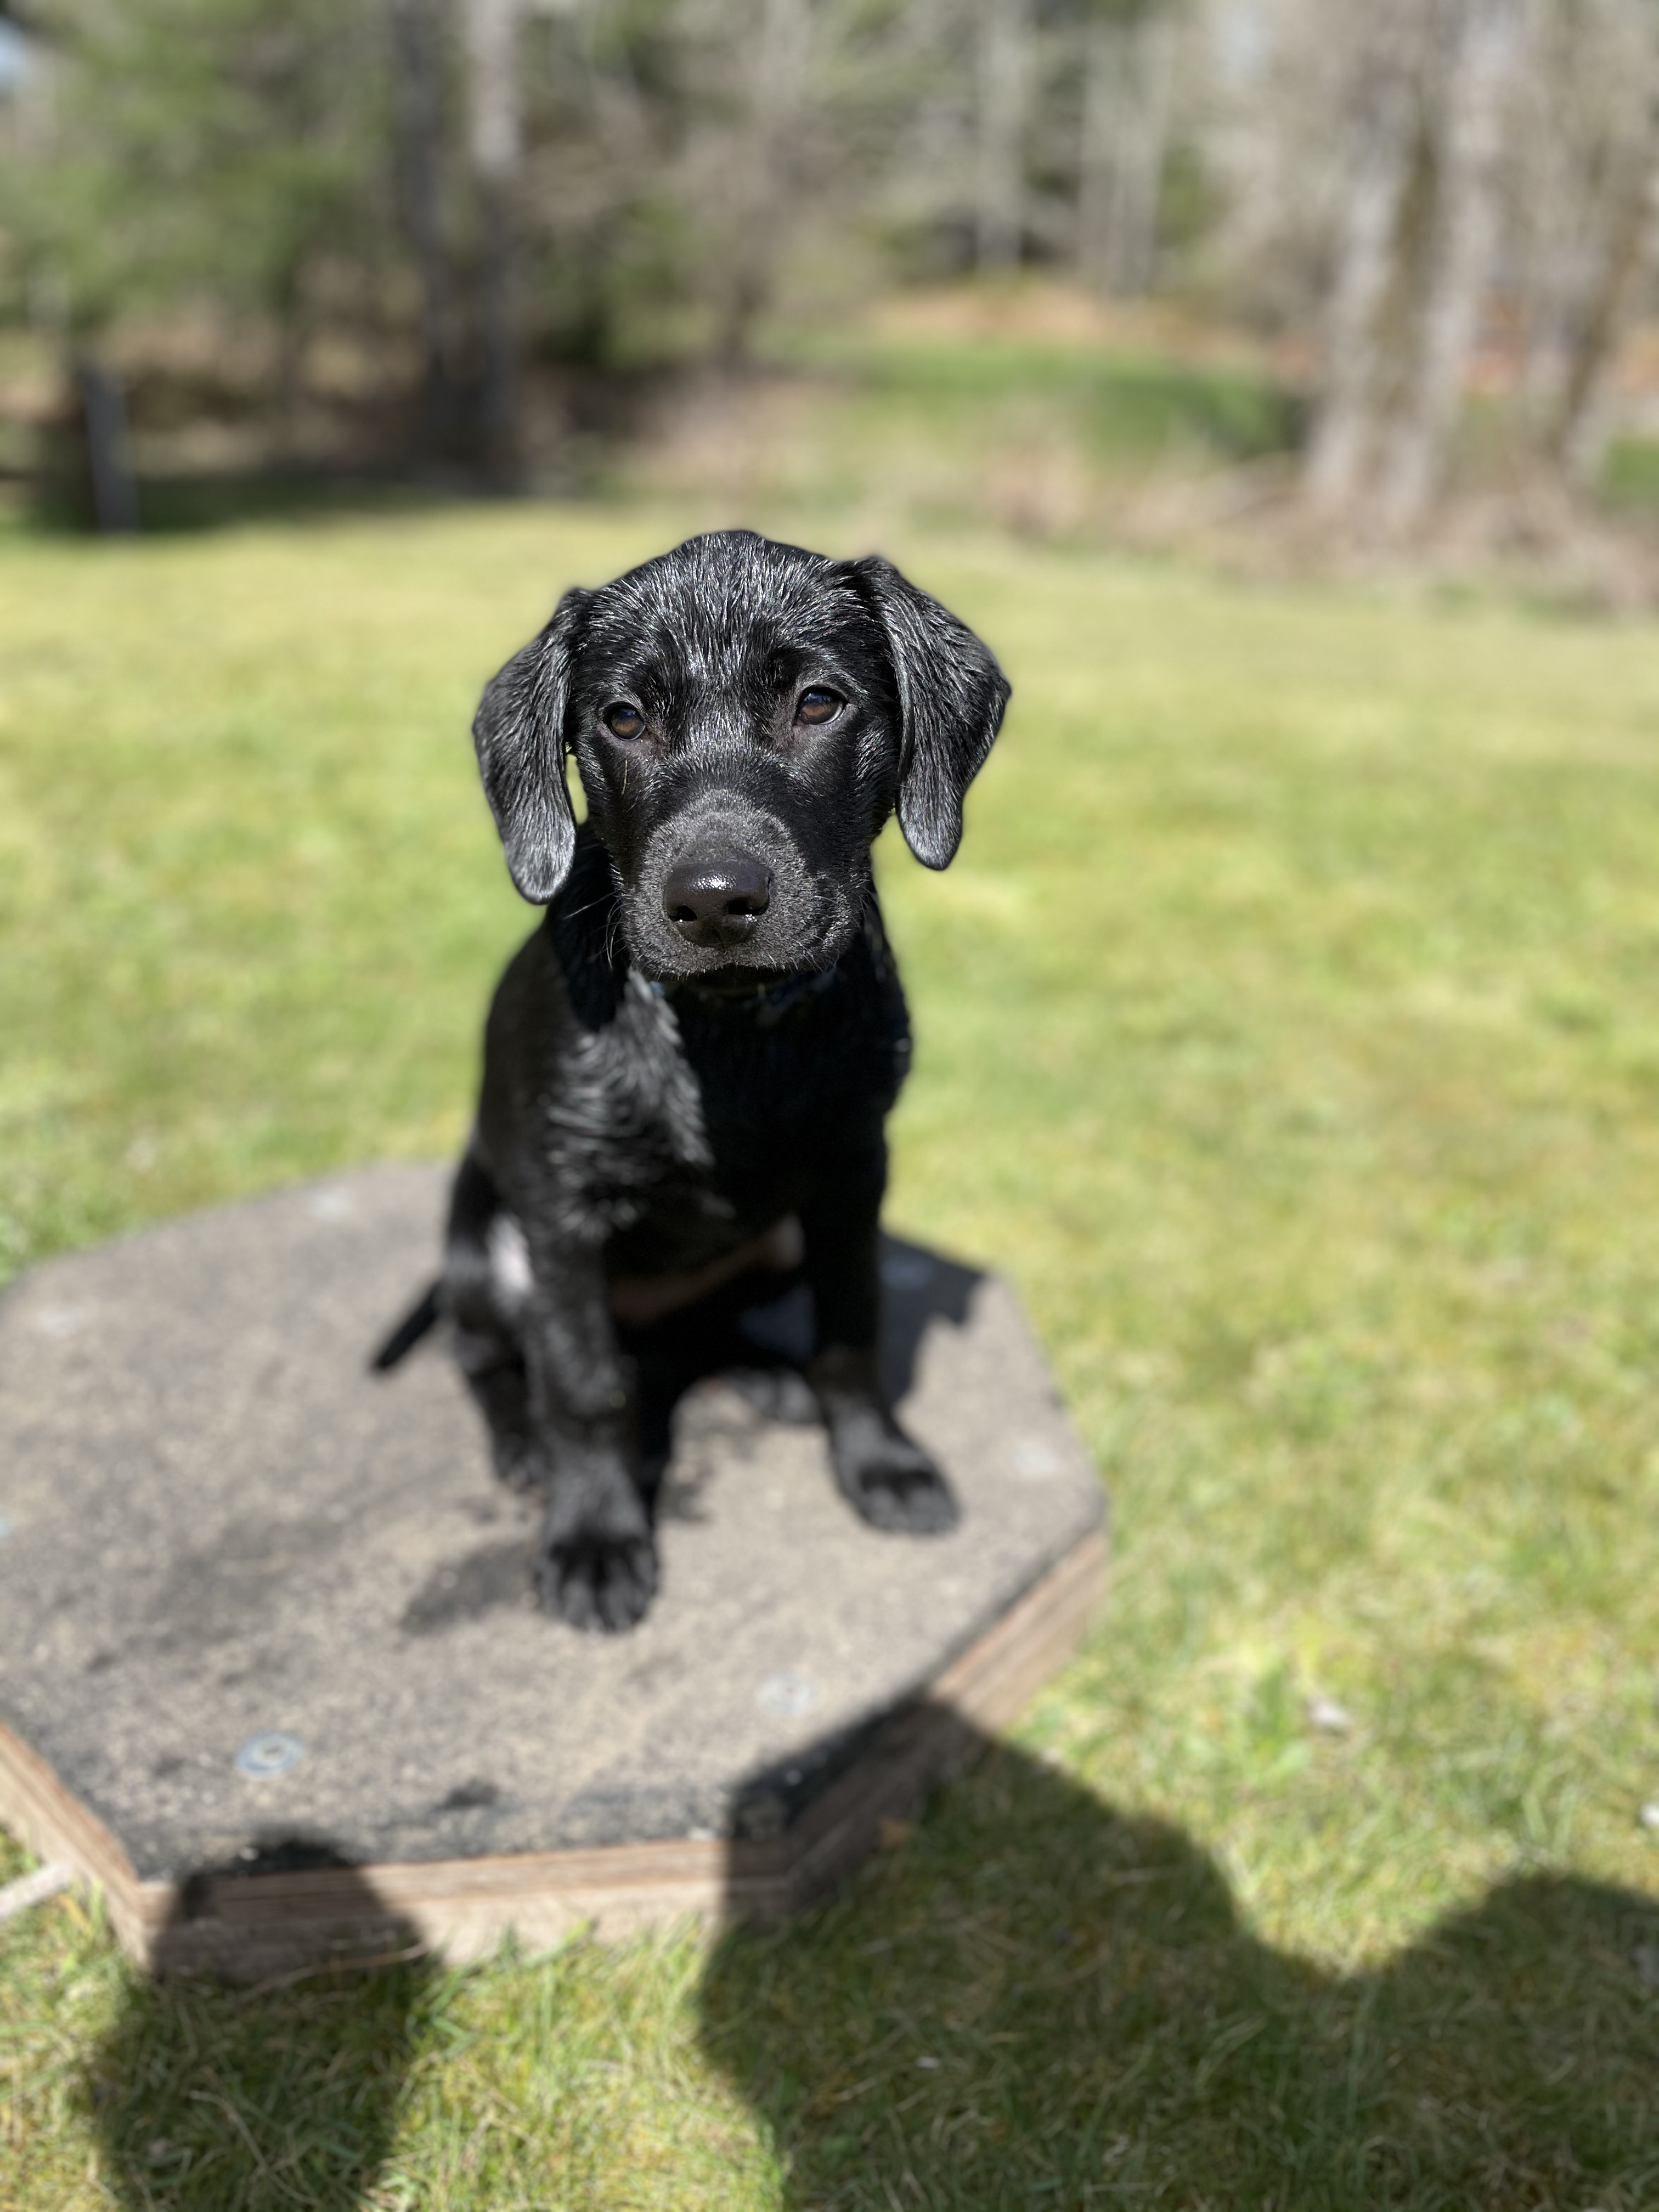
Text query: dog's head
472 530 1009 986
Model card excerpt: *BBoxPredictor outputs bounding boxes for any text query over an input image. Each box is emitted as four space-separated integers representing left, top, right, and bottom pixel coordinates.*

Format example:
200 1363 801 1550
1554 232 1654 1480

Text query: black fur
377 529 1009 1631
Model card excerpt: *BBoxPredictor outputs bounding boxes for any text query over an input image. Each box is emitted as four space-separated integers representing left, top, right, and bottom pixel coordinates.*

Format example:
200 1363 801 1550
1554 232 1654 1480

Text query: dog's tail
370 1280 442 1373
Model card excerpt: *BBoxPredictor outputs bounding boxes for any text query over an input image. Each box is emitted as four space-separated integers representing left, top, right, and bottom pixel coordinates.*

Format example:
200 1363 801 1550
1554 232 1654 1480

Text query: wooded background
3 0 1659 542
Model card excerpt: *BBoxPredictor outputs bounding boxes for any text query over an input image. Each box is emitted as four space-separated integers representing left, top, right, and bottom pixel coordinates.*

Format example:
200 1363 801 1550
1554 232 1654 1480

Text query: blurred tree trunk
1302 23 1418 516
392 0 455 458
1077 20 1120 290
975 0 1027 270
719 0 811 365
1077 12 1176 299
460 0 523 483
1548 105 1659 489
75 358 139 534
273 262 306 461
1376 0 1523 538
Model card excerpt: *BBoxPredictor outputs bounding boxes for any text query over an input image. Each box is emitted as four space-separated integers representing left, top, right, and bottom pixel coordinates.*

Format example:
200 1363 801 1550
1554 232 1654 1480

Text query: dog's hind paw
535 1530 660 1632
830 1415 960 1536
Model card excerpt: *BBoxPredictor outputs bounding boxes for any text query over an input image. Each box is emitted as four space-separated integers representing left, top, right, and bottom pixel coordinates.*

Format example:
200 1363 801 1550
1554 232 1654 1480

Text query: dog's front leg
519 1228 658 1631
802 1153 960 1535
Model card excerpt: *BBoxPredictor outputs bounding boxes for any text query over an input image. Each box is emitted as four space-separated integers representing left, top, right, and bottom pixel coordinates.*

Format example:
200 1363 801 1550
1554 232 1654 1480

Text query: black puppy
377 529 1009 1631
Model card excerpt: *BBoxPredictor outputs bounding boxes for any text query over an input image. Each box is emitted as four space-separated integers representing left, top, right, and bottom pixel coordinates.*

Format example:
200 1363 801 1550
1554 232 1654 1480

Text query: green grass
792 330 1301 465
595 317 1303 543
4 505 1659 2207
1600 431 1659 521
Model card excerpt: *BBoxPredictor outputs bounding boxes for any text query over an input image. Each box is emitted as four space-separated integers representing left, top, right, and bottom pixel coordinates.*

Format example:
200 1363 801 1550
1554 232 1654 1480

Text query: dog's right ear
846 556 1010 871
472 586 592 904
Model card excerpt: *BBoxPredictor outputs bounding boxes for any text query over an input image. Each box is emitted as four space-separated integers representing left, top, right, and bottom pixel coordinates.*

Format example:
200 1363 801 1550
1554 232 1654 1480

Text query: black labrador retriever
376 529 1009 1631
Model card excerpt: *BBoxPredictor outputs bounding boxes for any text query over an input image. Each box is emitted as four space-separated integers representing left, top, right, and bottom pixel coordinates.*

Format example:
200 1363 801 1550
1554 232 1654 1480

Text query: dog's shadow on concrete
84 1730 1659 2209
397 1231 985 1623
626 1229 983 1430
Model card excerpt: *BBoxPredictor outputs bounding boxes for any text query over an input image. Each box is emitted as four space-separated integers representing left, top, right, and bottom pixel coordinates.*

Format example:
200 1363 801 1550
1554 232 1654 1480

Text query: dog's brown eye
603 702 645 740
795 688 843 726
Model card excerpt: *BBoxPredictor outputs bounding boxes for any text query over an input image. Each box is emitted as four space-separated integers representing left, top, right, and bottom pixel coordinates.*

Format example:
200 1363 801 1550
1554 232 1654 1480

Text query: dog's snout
661 851 773 947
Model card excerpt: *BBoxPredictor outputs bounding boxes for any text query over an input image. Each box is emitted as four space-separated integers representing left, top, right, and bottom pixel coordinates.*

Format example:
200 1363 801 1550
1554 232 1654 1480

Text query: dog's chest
539 959 908 1239
536 977 710 1229
664 952 914 1194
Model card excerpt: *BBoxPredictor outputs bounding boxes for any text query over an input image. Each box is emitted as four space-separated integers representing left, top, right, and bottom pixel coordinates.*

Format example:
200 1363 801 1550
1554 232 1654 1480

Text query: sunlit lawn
4 500 1659 2207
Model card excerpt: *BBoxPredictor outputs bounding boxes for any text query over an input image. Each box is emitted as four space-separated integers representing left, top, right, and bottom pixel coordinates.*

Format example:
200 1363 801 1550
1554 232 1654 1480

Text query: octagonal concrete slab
0 1167 1105 1977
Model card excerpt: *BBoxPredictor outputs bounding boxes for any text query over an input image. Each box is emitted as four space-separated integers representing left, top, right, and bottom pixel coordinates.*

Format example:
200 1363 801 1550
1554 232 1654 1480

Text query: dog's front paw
492 1430 546 1495
467 1369 545 1493
536 1522 659 1632
829 1412 960 1535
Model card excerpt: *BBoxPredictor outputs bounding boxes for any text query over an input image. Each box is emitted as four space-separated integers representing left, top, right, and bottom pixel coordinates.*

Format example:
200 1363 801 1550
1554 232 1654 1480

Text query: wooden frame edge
0 1716 154 1957
0 1520 1107 1975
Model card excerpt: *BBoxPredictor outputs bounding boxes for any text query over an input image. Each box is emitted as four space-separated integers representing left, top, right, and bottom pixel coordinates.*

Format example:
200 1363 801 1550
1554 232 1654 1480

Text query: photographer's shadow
87 1850 433 2211
699 1730 1659 2207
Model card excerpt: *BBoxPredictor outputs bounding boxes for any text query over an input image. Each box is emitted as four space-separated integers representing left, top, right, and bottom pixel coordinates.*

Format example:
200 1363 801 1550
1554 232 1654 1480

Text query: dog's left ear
848 556 1011 870
472 585 592 904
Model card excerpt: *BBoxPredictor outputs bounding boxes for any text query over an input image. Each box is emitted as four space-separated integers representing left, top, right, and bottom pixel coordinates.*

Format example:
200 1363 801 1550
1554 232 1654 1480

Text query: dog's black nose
662 853 773 947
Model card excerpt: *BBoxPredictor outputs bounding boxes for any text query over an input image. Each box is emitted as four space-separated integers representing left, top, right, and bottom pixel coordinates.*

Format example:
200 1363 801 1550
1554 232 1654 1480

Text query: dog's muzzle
660 848 773 950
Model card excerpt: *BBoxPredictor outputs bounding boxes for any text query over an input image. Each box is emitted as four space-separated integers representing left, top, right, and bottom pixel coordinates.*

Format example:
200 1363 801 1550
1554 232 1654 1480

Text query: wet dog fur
376 529 1009 1631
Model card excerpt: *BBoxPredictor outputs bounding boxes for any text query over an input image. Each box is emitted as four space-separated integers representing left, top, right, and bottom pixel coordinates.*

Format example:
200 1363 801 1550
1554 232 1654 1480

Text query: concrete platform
0 1167 1105 1977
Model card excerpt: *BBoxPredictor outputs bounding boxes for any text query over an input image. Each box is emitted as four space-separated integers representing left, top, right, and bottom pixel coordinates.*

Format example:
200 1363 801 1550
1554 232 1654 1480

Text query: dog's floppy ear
472 585 592 904
849 556 1011 870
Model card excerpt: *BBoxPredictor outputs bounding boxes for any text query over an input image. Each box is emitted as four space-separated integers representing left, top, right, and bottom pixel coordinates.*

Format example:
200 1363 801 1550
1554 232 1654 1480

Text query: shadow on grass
87 1851 435 2211
84 1734 1659 2203
699 1732 1659 2210
75 1741 1658 2208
